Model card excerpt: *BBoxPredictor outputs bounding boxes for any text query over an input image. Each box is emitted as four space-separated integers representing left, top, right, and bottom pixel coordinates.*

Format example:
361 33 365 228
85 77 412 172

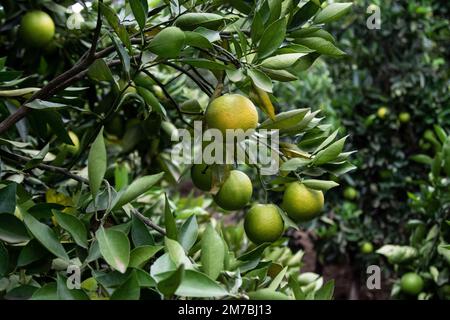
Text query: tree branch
0 149 89 184
162 61 213 96
140 69 194 128
0 2 104 135
131 208 166 236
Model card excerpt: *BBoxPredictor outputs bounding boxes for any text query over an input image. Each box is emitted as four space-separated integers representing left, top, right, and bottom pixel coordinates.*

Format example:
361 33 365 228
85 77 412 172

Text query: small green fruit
400 273 424 295
148 26 185 58
398 112 411 123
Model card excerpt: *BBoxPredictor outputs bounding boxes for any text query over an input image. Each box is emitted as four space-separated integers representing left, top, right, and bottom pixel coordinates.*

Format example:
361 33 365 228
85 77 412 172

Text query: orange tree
0 0 354 300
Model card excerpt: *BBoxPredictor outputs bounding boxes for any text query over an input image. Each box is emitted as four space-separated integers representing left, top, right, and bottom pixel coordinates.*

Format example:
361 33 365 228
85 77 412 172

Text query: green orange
214 170 252 211
20 11 55 48
281 182 324 222
205 94 259 136
191 164 213 191
360 242 374 254
400 272 424 295
244 204 284 244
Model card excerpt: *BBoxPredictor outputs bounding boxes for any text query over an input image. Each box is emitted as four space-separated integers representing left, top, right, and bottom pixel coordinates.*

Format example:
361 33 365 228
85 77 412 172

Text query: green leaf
248 68 273 93
157 264 185 297
30 283 58 300
17 239 47 266
433 125 447 143
114 173 164 208
88 127 107 196
0 183 16 213
131 215 155 246
99 2 131 51
376 245 418 264
238 243 270 261
289 274 306 300
184 31 213 49
0 214 30 243
302 179 339 191
289 1 320 30
313 129 339 154
174 13 224 31
314 3 352 24
314 280 334 300
111 35 130 79
165 237 190 267
180 58 228 70
175 270 228 298
260 53 309 70
136 86 167 117
148 27 186 58
0 87 40 97
201 224 225 280
313 136 347 165
280 158 311 171
25 99 66 110
111 271 140 300
114 162 129 191
96 226 130 273
179 215 198 251
87 59 115 83
57 273 89 300
258 17 287 59
294 37 345 56
247 288 292 300
268 266 288 290
22 212 69 261
129 0 146 31
251 11 264 43
259 109 309 130
164 195 178 240
129 245 163 268
52 210 88 249
0 242 8 276
410 154 433 165
4 285 38 300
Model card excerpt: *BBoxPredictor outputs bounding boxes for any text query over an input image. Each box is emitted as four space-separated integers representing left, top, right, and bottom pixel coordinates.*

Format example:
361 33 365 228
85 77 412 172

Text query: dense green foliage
0 0 357 300
275 0 449 299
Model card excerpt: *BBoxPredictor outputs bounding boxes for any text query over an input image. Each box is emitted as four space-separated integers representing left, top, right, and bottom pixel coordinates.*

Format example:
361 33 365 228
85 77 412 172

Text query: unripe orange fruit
214 170 252 211
205 94 259 136
20 11 55 48
281 182 324 222
244 204 284 244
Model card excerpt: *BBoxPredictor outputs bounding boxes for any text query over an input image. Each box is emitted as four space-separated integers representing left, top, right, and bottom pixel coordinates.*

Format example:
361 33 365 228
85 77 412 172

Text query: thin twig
140 69 193 128
162 61 213 96
0 149 88 184
131 207 166 235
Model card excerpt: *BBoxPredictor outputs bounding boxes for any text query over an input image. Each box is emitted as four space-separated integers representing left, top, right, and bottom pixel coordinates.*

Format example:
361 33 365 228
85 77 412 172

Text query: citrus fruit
205 94 259 137
244 204 284 244
360 241 374 254
343 186 357 200
148 26 185 58
400 272 424 295
214 170 252 211
191 164 213 191
281 182 324 222
20 11 55 48
398 112 411 123
377 106 389 119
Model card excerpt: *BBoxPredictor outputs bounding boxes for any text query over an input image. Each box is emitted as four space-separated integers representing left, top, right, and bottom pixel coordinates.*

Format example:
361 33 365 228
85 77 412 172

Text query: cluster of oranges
191 94 325 245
